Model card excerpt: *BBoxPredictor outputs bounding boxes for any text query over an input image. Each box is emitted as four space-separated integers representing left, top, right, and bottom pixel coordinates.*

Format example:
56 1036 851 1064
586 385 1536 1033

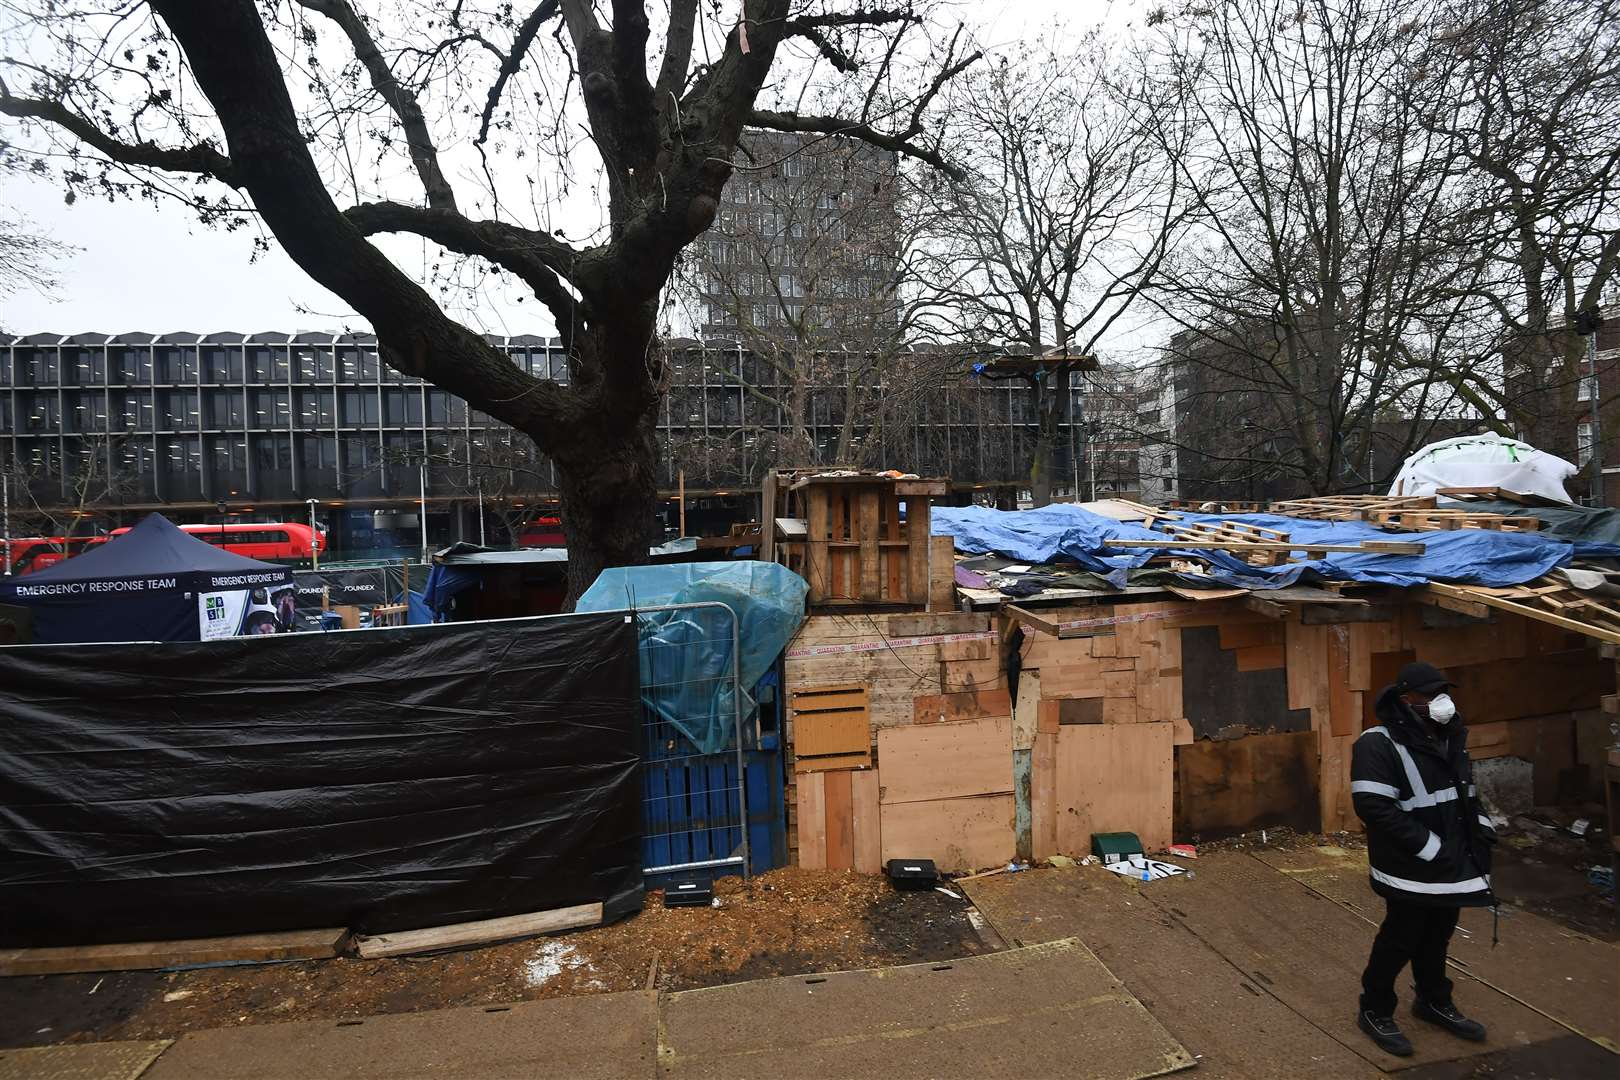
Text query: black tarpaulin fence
0 612 644 947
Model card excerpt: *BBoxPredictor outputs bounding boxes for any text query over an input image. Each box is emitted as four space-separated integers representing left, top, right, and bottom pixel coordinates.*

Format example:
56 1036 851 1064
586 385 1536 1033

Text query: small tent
0 513 296 645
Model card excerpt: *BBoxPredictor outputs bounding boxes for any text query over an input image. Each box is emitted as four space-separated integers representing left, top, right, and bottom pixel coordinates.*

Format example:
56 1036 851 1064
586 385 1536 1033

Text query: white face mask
1427 693 1457 724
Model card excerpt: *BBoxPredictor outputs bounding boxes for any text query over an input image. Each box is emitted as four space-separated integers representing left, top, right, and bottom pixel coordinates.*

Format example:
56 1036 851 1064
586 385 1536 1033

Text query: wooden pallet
1269 495 1436 521
766 470 948 610
1158 519 1295 566
1362 509 1541 532
1426 568 1620 645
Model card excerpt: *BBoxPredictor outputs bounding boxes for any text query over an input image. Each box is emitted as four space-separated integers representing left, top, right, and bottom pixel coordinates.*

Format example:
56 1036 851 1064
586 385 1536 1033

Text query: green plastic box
1091 831 1143 865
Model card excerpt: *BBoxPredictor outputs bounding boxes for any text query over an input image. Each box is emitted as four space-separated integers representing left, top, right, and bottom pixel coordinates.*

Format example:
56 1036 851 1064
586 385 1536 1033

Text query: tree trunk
553 409 660 607
1030 373 1061 507
535 306 667 607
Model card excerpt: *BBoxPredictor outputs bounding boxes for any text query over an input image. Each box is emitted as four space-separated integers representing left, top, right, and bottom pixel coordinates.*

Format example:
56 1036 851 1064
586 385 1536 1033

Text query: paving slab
1253 845 1620 1054
657 937 1194 1080
0 1040 169 1080
964 866 1379 1080
142 991 658 1080
1149 853 1565 1071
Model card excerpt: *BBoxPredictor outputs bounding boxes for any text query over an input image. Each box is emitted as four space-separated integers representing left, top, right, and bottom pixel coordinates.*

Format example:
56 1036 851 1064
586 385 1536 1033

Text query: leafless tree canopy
0 1 976 597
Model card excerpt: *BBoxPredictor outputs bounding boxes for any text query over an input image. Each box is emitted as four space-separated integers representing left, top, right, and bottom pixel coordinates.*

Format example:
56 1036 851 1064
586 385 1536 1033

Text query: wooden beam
1246 596 1289 619
1414 588 1491 620
0 927 349 976
353 903 603 958
1104 539 1425 555
1423 581 1620 646
1300 603 1397 625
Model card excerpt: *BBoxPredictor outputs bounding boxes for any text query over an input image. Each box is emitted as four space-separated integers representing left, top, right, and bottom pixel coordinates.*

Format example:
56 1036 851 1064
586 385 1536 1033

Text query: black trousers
1359 898 1460 1016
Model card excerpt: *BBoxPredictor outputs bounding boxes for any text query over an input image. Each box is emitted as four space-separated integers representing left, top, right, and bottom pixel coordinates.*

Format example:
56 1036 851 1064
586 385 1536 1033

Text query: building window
1578 374 1597 402
1577 420 1594 466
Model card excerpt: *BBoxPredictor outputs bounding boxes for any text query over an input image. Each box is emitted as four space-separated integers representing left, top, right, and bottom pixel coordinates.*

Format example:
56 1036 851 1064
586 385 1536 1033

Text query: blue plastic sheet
931 505 1609 590
578 562 808 755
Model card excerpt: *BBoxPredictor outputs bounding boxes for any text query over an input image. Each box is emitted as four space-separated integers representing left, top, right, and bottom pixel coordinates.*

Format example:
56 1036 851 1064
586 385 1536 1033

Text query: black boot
1357 1010 1414 1057
1413 998 1487 1042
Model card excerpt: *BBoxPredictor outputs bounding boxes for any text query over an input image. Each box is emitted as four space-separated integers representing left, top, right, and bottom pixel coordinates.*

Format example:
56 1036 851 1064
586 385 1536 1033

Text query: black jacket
1350 686 1496 907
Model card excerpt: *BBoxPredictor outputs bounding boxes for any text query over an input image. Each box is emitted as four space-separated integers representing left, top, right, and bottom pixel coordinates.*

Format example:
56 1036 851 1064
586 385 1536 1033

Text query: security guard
1351 661 1495 1057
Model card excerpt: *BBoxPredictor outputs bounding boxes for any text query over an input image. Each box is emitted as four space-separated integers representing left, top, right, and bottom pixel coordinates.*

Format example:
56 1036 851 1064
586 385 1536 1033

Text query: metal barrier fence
635 601 751 881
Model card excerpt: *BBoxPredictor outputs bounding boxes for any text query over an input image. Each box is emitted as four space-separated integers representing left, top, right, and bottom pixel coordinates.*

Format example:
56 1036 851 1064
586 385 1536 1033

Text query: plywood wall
783 596 1612 869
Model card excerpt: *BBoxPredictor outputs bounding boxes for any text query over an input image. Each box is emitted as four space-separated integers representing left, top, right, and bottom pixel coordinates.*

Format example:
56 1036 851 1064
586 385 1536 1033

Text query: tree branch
748 107 968 179
293 0 456 210
476 0 562 145
343 201 588 334
0 81 238 185
655 0 700 102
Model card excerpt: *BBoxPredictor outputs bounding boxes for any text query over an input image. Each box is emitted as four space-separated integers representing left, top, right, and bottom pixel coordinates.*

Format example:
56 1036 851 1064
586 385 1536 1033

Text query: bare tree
1408 0 1620 482
916 37 1188 505
0 1 976 600
1137 0 1496 496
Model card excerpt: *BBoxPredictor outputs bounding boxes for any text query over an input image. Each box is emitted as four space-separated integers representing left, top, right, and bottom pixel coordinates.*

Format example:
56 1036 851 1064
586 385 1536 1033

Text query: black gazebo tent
0 514 295 644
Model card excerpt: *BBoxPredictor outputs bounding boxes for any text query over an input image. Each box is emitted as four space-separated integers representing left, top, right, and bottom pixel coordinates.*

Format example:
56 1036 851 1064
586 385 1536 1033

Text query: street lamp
1575 307 1605 506
306 498 320 570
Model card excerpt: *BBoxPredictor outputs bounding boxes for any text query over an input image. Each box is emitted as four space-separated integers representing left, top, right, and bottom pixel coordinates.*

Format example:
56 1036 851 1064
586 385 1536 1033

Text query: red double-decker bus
4 535 109 575
108 522 325 564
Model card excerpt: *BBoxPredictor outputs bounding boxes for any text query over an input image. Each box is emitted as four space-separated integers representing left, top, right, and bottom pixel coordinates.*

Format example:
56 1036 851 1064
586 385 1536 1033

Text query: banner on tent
198 581 298 639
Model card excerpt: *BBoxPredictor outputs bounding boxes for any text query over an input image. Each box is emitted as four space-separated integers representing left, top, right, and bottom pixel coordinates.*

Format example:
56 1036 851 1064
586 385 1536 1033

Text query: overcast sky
0 0 1134 340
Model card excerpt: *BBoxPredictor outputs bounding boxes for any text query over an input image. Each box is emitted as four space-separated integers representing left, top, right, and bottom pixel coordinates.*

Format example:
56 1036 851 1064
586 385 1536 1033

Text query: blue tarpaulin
931 504 1616 591
578 562 808 755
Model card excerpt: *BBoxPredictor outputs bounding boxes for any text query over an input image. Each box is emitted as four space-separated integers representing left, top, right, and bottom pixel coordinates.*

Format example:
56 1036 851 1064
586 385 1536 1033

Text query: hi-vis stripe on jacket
1350 686 1496 908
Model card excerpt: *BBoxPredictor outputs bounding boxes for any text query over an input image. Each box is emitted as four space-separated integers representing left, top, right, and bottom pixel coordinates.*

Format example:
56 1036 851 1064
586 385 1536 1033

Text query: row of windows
0 347 572 388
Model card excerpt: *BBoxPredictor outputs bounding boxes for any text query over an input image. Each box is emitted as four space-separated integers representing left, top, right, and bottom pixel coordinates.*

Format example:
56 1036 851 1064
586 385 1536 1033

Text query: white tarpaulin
1389 434 1577 503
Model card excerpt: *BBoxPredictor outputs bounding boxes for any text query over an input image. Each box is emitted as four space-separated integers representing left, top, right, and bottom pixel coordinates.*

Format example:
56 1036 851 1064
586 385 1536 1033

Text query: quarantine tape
785 630 998 659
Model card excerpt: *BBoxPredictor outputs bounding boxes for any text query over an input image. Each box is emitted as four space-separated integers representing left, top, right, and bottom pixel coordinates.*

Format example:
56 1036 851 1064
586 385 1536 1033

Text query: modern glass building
2 332 1109 556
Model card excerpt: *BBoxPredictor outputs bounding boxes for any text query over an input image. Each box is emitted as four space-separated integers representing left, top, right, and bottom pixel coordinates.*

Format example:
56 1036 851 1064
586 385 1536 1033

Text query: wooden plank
940 638 995 662
793 708 870 763
851 768 883 874
858 488 881 601
1235 644 1286 671
797 771 827 869
1103 697 1139 724
913 688 1011 724
929 534 957 612
1104 538 1426 554
907 500 931 607
824 769 856 870
1345 622 1372 690
1012 671 1041 752
1102 669 1135 699
940 657 1003 693
1219 621 1285 651
0 927 349 976
1285 620 1327 713
878 794 1016 873
805 487 829 603
1326 624 1357 737
1425 581 1620 646
795 751 869 773
760 470 779 562
1031 731 1058 860
1037 660 1105 698
1053 722 1174 854
790 685 868 713
877 716 1014 805
1175 731 1321 837
354 904 601 959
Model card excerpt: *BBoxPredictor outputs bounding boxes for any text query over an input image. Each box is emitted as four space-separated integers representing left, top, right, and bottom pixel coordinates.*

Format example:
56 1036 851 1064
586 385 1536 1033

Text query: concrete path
40 940 1192 1080
963 851 1619 1078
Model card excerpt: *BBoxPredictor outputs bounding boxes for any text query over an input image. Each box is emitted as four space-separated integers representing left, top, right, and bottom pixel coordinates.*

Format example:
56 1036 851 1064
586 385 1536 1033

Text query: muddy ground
0 867 991 1049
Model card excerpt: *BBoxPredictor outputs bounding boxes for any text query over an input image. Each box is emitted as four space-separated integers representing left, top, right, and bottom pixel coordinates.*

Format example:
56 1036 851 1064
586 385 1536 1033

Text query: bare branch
0 80 237 184
748 106 968 179
293 0 456 210
476 1 562 146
